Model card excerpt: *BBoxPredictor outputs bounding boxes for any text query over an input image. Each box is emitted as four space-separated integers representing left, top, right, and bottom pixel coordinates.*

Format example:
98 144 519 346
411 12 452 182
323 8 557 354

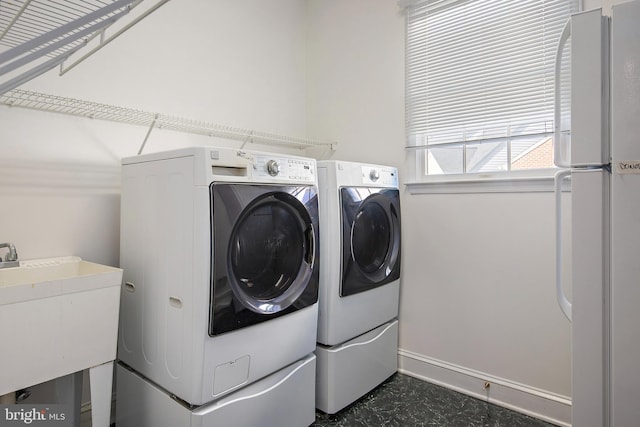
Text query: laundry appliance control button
267 160 280 176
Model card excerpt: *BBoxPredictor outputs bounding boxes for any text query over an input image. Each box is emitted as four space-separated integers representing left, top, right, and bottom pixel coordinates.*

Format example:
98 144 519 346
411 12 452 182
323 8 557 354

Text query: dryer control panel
253 155 315 182
361 165 398 186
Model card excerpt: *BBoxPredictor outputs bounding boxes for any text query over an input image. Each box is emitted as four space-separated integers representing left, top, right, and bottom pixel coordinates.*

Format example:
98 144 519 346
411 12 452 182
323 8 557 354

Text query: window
404 0 579 182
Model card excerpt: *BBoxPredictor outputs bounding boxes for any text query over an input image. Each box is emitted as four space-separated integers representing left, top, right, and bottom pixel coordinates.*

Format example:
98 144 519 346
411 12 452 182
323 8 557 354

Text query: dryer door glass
352 202 391 273
340 188 401 297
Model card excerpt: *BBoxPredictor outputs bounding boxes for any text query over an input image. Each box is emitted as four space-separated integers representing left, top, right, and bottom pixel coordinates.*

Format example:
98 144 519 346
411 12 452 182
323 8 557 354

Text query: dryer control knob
369 169 380 181
267 160 280 176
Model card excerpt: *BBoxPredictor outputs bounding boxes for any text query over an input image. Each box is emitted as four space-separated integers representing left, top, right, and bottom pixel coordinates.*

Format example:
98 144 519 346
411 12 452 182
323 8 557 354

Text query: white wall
305 0 405 166
586 0 622 13
399 191 572 421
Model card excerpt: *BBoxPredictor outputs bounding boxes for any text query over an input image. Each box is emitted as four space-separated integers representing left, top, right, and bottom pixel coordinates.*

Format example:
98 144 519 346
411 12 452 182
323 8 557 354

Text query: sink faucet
0 243 19 268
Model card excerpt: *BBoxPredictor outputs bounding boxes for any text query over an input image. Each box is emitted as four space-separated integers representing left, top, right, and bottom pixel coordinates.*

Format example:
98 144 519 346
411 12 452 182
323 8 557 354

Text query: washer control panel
254 155 315 182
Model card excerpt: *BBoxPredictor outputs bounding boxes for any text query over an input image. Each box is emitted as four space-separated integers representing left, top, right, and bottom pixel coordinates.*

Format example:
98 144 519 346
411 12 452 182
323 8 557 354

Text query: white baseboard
398 349 571 427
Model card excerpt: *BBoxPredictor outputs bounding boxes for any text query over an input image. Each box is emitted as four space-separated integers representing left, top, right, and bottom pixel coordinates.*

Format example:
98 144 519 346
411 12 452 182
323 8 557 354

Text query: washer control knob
369 169 380 182
267 160 280 176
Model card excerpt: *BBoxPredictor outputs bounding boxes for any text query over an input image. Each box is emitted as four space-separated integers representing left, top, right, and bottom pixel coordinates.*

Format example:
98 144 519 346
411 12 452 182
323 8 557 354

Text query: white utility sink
0 256 122 427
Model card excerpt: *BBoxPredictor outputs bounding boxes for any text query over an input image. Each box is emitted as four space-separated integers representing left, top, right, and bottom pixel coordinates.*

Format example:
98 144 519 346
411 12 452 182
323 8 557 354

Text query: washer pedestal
116 354 316 427
315 320 398 414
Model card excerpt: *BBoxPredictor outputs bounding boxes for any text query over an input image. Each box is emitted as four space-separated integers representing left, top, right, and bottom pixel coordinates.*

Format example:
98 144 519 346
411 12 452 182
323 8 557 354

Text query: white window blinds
405 0 579 176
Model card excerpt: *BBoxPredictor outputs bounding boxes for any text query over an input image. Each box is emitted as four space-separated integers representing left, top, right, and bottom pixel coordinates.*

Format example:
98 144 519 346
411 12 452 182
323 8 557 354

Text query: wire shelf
0 0 170 95
0 1 337 151
0 89 338 150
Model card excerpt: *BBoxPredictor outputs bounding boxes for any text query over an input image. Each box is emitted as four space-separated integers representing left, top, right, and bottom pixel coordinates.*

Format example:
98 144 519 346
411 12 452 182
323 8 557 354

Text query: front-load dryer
316 160 400 346
118 147 319 412
315 160 401 414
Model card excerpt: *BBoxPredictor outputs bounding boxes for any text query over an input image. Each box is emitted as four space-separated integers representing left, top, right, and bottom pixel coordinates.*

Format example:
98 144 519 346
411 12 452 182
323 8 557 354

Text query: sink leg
0 392 15 404
89 361 113 427
55 372 83 427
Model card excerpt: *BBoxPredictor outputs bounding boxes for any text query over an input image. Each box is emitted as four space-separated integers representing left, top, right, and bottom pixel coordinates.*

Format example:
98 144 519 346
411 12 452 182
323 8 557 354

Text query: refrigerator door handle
555 169 572 321
554 19 572 168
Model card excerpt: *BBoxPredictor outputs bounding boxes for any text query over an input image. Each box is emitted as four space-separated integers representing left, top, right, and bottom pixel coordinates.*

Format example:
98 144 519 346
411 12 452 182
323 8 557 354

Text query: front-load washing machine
315 160 401 414
117 147 319 426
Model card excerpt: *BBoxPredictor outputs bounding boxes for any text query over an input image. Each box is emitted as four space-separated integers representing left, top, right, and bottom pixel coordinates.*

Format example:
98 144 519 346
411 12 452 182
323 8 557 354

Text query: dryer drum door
340 187 401 297
210 183 320 336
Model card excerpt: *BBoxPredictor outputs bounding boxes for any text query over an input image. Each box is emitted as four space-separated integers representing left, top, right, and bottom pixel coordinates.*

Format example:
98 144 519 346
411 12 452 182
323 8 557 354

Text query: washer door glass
228 192 314 313
210 183 319 336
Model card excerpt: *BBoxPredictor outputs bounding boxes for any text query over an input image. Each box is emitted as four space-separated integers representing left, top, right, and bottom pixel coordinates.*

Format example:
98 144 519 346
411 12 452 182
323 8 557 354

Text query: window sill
404 169 561 194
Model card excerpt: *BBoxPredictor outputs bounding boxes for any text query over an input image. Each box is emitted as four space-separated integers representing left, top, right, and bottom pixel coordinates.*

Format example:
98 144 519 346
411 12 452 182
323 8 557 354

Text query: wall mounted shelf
0 89 338 152
0 1 336 153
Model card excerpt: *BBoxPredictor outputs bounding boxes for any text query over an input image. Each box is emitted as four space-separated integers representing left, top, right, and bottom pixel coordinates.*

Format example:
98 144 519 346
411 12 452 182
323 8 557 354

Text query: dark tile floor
312 373 559 427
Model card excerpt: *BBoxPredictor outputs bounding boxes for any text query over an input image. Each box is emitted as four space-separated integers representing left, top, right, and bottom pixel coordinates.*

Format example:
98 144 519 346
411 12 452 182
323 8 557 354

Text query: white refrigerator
554 2 640 426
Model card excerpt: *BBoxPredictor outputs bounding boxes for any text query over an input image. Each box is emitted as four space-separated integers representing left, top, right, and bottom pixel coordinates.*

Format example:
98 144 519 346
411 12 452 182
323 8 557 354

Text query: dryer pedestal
315 319 398 414
116 354 316 427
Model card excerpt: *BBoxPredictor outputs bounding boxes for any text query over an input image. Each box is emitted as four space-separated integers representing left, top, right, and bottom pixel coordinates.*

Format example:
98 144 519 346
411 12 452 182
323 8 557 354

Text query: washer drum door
209 183 319 336
340 187 401 297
